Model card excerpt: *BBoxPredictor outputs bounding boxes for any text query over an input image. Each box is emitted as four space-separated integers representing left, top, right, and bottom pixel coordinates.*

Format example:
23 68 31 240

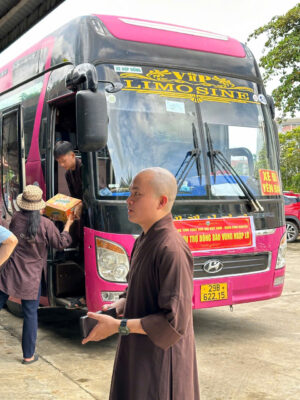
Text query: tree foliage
279 127 300 192
248 4 300 118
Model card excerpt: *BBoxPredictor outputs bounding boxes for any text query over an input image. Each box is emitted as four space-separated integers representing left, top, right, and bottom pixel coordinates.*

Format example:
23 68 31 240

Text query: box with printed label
45 194 82 223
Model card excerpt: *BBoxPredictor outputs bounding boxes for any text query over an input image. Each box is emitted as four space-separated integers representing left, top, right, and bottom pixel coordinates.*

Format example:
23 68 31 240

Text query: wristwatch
119 319 130 335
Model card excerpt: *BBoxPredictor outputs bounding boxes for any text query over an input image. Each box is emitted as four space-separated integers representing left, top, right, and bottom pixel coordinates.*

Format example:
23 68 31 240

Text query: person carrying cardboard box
53 141 85 309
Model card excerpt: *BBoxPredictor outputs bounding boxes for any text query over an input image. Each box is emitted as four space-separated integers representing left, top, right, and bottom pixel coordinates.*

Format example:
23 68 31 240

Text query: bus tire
6 300 23 318
286 220 299 243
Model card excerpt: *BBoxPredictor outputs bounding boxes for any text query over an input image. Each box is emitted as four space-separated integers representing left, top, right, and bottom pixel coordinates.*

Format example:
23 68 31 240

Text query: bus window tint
1 110 20 214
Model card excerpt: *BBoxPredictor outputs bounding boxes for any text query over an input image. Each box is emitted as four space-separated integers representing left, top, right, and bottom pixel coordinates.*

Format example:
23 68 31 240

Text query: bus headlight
275 232 287 269
96 238 129 282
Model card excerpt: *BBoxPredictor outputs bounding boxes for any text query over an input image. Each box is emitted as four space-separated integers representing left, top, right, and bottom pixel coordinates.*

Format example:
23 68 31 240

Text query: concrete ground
0 241 299 400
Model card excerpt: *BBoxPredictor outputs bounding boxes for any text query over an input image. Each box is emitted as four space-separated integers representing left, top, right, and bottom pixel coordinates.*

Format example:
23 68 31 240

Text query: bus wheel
7 300 23 318
286 221 299 243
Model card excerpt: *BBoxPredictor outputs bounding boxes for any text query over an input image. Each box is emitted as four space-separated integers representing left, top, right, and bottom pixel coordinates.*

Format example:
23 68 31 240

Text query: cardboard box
45 194 82 223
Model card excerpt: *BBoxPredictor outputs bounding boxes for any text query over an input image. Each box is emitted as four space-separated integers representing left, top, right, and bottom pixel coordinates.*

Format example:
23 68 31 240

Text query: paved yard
0 241 299 400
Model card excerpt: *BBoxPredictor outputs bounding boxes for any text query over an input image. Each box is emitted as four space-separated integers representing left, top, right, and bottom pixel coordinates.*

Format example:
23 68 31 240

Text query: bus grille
193 252 271 279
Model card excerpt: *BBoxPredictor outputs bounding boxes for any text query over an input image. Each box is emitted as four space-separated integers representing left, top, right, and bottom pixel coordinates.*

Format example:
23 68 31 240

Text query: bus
0 14 286 313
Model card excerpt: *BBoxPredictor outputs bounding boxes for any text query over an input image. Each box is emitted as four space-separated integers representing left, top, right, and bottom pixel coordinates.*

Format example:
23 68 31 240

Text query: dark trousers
0 285 41 359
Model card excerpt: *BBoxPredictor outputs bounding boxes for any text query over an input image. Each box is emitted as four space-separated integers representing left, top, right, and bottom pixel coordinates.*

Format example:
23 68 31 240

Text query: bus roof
0 14 254 95
96 15 246 58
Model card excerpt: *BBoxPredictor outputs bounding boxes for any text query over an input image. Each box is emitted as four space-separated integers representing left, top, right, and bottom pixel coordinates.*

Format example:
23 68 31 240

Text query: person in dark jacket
0 185 74 364
54 140 83 202
54 140 83 250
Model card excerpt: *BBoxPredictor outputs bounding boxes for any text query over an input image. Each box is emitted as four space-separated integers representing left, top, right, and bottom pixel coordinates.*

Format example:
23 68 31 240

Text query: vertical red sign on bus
174 217 255 251
259 169 281 196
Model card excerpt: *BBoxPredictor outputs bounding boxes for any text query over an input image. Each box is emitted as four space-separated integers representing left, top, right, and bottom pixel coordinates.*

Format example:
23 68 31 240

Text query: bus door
46 96 85 309
0 105 26 226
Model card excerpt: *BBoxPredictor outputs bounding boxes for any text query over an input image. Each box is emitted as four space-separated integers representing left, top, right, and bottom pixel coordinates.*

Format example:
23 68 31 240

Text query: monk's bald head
136 167 177 211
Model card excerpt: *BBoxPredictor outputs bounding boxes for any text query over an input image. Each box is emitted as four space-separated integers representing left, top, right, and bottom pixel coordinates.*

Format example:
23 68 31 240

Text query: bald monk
82 167 200 400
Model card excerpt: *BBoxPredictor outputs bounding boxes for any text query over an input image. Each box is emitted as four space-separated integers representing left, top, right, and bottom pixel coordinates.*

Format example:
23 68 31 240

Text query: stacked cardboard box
45 193 81 223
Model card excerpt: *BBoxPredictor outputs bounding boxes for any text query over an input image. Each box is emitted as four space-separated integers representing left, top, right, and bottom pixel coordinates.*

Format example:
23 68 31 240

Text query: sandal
22 354 39 365
65 297 86 309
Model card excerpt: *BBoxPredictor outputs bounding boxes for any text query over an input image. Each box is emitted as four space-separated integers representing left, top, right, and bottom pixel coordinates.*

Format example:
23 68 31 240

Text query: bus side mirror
76 90 108 152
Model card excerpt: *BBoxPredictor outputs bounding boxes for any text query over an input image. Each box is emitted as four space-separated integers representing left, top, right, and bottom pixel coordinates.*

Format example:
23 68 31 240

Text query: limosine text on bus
0 14 286 313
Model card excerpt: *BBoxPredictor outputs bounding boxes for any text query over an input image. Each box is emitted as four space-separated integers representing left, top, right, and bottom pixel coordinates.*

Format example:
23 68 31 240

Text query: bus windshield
95 65 278 199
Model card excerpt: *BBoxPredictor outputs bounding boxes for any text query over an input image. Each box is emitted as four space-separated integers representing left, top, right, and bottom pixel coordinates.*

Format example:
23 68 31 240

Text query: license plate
201 283 228 302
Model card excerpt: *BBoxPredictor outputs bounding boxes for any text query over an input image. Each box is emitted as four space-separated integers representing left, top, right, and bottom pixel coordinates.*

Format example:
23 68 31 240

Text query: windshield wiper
192 122 202 186
205 123 264 212
205 122 217 183
176 123 202 191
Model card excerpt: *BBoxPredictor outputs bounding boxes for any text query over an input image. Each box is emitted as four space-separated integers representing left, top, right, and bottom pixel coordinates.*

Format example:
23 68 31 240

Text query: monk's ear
158 195 168 209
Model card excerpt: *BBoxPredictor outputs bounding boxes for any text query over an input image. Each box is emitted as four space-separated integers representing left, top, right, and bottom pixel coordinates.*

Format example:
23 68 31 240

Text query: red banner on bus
259 169 281 196
174 217 255 251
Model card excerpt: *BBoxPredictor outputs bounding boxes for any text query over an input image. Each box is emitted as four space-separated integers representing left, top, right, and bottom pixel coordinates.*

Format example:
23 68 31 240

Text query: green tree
279 127 300 192
248 4 300 118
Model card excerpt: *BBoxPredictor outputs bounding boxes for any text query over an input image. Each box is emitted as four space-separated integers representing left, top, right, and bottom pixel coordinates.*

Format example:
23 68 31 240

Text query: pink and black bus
0 15 286 313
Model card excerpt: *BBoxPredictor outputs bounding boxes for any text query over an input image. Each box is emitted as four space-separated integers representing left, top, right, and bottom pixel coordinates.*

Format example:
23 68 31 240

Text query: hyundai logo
203 259 224 273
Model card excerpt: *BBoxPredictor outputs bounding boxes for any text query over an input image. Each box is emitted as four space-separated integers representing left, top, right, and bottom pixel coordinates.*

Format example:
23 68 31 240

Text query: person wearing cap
0 185 74 364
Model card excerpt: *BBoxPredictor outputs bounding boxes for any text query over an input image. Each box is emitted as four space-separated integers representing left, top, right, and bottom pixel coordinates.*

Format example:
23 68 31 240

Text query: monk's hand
82 312 119 344
102 298 126 317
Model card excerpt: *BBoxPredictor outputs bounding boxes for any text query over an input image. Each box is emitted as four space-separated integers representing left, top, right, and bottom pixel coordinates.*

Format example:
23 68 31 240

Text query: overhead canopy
0 0 65 53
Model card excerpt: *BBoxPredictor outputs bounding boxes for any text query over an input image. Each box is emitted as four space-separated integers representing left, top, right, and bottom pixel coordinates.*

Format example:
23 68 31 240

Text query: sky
0 0 298 97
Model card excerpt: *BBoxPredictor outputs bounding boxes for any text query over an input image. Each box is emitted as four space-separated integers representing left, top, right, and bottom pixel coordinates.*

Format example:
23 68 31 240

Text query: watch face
119 319 130 335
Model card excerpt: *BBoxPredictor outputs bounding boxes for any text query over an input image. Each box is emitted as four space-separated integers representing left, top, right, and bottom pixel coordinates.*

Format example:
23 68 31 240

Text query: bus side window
1 109 22 215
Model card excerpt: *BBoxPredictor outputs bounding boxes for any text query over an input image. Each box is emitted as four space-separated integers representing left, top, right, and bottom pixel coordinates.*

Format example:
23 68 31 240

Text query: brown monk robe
82 167 200 400
109 212 200 400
